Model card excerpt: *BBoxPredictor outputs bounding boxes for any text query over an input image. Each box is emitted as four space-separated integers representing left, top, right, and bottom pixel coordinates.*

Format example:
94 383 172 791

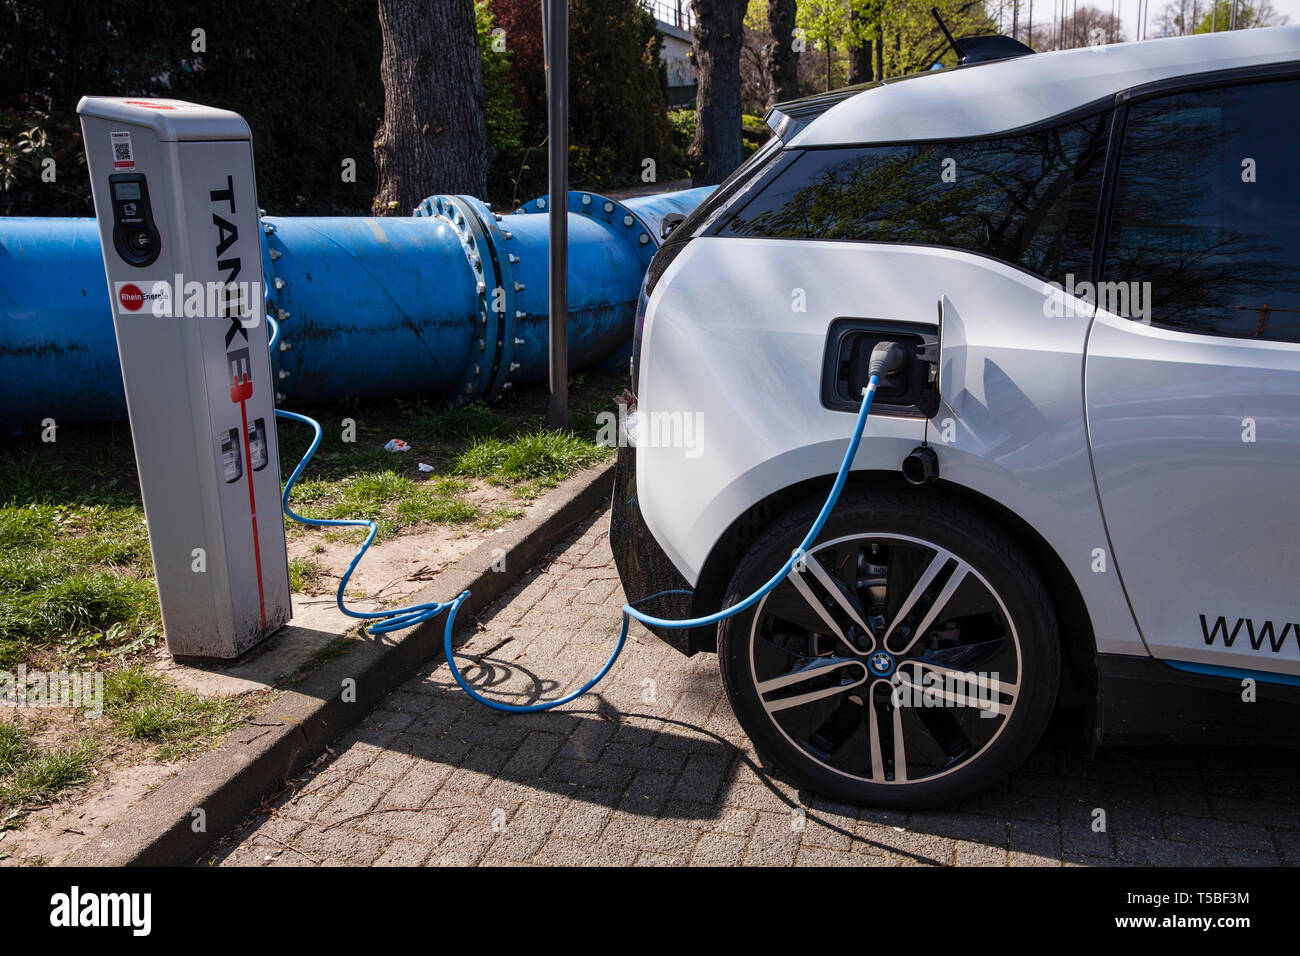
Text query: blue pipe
0 187 712 428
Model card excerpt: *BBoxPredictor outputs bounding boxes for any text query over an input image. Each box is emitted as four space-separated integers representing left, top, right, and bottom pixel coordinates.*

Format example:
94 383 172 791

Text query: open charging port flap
820 317 940 418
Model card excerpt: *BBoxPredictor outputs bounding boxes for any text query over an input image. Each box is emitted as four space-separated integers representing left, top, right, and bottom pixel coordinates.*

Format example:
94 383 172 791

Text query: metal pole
543 0 568 430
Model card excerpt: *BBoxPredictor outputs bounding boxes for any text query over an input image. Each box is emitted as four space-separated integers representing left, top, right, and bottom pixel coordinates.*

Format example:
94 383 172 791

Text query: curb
68 460 616 866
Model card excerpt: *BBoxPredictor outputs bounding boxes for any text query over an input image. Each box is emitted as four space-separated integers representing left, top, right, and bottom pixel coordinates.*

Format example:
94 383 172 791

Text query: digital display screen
114 182 142 201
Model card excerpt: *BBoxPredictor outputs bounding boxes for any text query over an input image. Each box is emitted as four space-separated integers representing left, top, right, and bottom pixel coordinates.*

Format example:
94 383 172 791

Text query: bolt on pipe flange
414 194 510 405
260 216 291 404
513 190 657 271
423 194 522 402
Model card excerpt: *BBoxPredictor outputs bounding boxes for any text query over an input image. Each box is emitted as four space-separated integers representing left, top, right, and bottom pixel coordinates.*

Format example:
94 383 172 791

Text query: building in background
645 0 697 107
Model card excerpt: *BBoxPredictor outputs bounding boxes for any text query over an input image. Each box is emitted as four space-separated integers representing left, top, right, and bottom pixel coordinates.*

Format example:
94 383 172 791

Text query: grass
0 723 97 815
287 557 325 592
0 498 158 656
0 723 35 774
453 428 610 486
104 667 250 761
476 505 524 530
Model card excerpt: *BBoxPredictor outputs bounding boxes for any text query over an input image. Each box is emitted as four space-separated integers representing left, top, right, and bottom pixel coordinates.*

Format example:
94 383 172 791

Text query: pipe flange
415 195 506 404
444 195 521 402
515 190 656 270
259 217 290 402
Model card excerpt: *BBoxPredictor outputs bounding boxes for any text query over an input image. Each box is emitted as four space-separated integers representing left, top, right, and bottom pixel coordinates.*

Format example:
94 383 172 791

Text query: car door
1085 73 1300 683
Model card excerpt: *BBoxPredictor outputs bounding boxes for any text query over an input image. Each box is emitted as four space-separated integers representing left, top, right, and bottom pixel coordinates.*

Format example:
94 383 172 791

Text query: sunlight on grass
104 667 250 760
0 497 157 657
452 428 610 484
287 557 325 592
0 722 97 814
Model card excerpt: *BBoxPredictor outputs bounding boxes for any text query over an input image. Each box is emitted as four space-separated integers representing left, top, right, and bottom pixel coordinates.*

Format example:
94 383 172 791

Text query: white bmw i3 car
612 26 1300 807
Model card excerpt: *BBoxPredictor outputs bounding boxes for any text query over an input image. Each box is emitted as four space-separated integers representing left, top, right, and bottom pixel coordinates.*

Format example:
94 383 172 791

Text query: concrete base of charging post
69 461 615 867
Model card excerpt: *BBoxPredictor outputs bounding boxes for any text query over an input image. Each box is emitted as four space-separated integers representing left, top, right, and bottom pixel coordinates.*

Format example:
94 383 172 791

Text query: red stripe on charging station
236 385 268 631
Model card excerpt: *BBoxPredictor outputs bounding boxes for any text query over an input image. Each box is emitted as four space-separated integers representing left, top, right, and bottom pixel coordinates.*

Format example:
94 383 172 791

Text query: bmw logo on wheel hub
868 650 896 678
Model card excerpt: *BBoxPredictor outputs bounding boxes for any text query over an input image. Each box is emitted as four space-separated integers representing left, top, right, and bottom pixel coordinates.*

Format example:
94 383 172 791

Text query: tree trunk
847 3 873 84
875 30 883 80
849 38 872 83
372 0 489 215
765 0 800 105
689 0 747 186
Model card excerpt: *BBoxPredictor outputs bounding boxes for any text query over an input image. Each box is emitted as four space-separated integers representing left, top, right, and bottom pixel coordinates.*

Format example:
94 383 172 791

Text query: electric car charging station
9 11 1300 886
78 97 291 659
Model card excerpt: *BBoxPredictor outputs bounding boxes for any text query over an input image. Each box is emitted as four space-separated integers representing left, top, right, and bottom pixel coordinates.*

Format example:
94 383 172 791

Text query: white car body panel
1085 312 1300 677
790 27 1300 148
637 237 1148 657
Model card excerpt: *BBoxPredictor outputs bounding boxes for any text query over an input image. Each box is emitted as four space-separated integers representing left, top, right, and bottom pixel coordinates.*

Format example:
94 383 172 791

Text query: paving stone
353 806 457 845
1161 814 1274 851
426 819 496 866
952 839 1009 866
534 837 636 866
853 822 955 865
373 840 434 866
690 831 749 866
795 845 885 866
551 801 614 840
1272 827 1300 865
291 824 390 866
908 810 1008 846
1114 834 1225 866
601 817 701 857
1008 820 1063 865
489 803 564 861
743 812 803 867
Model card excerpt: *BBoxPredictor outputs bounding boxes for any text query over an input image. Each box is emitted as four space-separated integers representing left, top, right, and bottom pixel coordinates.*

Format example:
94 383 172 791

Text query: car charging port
821 318 940 418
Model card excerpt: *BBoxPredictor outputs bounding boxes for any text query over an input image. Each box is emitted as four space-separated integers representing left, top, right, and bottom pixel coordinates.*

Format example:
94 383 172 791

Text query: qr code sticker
111 131 133 167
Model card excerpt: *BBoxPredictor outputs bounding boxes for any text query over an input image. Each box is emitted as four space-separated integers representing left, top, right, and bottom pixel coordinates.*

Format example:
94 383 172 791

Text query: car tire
717 487 1061 808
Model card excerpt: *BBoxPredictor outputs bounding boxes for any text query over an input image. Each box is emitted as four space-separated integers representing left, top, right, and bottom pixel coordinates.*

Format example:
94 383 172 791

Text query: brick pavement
204 509 1300 867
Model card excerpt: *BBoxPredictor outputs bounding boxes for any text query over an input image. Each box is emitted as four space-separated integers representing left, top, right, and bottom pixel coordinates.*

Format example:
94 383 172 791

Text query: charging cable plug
867 341 909 383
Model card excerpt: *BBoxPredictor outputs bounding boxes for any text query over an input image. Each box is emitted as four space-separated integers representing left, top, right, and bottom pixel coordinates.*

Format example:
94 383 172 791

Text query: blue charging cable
269 314 888 712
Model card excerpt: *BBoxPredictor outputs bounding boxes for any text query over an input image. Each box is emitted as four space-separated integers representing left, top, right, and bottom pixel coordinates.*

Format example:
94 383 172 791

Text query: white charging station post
77 97 291 659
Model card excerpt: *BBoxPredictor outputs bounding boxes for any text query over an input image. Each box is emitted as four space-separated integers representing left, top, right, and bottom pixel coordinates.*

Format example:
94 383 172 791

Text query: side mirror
660 213 685 241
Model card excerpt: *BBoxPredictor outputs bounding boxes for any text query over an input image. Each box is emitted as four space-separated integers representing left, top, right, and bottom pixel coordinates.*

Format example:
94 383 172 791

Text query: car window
1104 78 1300 343
717 112 1110 284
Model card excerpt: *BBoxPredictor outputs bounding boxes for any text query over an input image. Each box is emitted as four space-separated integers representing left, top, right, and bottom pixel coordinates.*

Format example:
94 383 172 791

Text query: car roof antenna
930 7 966 62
